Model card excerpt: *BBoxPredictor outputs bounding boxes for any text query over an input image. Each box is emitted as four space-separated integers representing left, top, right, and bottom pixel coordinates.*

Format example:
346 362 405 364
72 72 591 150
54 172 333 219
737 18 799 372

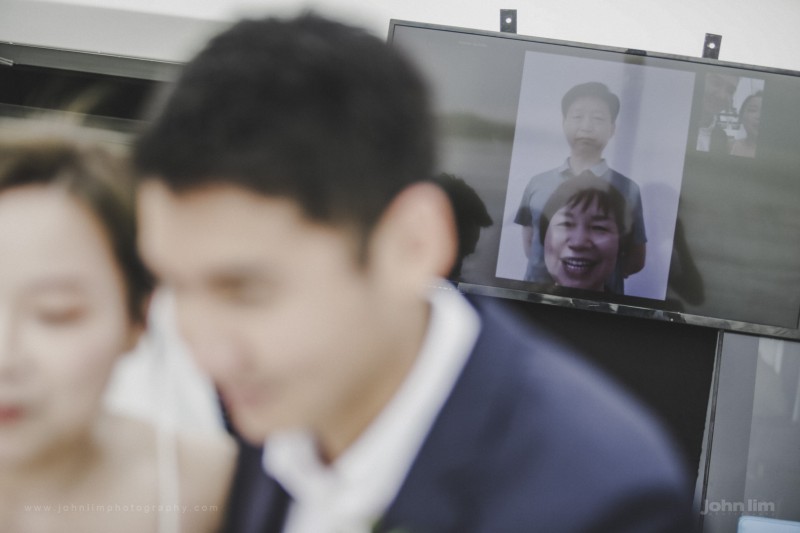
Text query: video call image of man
514 81 647 294
540 175 633 293
695 72 739 154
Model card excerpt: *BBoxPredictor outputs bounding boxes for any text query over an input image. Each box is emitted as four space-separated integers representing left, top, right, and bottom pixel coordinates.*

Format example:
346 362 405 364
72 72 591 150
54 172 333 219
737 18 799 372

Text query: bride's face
0 185 139 464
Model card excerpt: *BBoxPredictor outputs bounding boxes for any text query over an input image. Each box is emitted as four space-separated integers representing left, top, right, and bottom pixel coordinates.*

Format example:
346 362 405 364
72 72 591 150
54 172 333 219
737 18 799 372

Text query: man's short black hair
133 13 435 236
561 82 620 122
434 173 493 280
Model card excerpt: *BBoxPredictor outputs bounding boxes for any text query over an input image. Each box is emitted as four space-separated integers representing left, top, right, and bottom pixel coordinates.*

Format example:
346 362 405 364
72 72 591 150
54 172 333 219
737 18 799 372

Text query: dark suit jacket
223 297 694 533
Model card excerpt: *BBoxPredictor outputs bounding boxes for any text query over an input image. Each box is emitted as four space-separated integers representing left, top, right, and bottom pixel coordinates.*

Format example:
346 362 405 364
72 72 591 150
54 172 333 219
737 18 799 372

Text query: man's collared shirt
263 282 481 533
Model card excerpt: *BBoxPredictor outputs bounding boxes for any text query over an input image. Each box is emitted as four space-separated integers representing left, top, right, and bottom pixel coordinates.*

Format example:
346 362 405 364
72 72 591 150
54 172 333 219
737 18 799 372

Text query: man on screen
695 72 739 153
133 14 692 532
515 81 647 293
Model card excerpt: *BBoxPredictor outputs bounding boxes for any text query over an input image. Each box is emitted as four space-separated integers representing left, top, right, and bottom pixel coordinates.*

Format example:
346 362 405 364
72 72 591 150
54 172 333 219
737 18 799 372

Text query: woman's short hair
539 174 632 254
0 128 153 323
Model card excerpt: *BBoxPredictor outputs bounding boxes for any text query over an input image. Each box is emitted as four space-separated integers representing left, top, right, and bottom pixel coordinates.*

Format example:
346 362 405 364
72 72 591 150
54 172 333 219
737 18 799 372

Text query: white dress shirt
263 282 481 533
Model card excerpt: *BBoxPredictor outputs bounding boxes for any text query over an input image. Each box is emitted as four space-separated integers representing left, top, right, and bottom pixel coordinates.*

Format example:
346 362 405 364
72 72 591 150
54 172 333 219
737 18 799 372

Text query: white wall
2 0 800 70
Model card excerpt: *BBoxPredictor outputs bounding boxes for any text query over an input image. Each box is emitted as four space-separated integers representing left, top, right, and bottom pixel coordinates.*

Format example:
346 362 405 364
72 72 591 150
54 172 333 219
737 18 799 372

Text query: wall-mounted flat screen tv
389 20 800 339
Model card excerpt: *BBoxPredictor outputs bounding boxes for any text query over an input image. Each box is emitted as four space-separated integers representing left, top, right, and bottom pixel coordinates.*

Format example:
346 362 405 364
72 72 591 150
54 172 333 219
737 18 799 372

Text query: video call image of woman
512 82 646 294
539 176 632 293
496 50 695 301
729 91 762 158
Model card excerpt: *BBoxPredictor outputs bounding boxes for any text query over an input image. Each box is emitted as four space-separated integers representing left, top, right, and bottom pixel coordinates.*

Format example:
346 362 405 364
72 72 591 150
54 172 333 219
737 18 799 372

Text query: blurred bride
0 126 234 532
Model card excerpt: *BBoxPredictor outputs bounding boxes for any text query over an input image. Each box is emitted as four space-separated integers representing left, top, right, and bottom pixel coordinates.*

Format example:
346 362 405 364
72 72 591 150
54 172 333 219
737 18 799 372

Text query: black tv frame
388 19 800 341
0 41 178 135
0 41 179 81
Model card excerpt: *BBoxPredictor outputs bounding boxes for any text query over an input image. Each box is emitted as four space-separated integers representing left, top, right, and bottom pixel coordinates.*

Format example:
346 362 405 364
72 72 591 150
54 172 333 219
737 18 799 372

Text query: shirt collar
558 158 610 178
263 281 480 532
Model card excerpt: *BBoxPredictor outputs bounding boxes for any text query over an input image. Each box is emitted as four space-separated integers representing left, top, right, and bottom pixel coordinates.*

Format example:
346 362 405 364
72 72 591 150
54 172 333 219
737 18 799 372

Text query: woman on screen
0 129 233 532
539 175 632 292
730 91 762 158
